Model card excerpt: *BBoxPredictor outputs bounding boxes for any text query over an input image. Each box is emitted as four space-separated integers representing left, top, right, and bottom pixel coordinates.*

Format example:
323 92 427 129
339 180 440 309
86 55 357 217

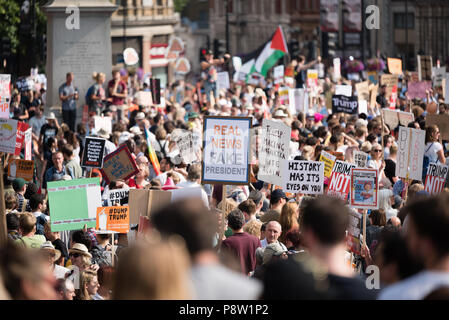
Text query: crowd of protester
2 50 449 300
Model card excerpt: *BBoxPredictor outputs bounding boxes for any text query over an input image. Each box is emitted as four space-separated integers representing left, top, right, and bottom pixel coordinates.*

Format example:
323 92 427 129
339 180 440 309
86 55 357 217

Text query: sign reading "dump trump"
202 116 252 185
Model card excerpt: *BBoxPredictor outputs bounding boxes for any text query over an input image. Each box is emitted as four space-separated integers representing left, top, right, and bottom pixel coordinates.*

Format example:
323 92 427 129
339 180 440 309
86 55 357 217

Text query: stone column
43 0 117 124
142 35 152 74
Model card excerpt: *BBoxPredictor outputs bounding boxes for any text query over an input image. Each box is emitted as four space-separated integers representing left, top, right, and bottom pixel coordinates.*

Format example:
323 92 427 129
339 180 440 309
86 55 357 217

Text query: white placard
333 58 341 81
288 88 307 115
358 100 367 114
274 65 284 84
94 116 112 135
282 160 324 195
396 126 425 181
335 84 352 97
353 151 368 168
217 72 230 92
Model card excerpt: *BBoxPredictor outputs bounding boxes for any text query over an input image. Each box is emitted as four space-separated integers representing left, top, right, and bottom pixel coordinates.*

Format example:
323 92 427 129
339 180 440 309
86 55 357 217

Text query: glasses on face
374 149 382 153
70 253 81 258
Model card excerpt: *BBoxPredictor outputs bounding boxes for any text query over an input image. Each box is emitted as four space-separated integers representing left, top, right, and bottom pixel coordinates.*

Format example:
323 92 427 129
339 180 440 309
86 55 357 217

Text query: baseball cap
12 178 27 191
271 189 288 203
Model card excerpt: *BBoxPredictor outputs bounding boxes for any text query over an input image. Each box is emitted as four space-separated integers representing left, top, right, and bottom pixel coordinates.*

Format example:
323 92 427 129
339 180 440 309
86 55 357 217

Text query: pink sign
407 81 432 100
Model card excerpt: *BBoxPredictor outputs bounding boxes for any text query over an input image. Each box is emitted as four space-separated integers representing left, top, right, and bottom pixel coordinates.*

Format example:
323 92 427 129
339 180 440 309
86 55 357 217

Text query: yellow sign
8 159 34 182
319 151 336 178
387 58 402 75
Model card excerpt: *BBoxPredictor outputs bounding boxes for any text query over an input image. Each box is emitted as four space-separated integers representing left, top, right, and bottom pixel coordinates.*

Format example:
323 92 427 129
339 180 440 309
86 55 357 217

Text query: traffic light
213 39 226 58
322 32 338 59
199 47 207 62
288 39 300 57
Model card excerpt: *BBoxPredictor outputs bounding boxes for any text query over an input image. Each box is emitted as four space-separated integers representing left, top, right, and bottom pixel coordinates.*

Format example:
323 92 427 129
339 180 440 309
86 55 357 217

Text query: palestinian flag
236 26 288 80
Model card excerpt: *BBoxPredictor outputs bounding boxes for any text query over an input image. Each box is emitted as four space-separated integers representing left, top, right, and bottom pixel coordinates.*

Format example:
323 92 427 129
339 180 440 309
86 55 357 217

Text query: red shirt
221 232 261 275
108 80 127 105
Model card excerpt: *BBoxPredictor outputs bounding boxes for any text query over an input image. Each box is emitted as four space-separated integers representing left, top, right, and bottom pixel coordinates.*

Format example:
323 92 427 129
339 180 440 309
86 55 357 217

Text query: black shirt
40 124 58 149
384 159 396 185
328 274 379 300
376 94 387 109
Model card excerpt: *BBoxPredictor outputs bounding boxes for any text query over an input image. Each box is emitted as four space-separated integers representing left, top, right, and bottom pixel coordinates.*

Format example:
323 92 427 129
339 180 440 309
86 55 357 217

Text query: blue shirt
59 83 78 111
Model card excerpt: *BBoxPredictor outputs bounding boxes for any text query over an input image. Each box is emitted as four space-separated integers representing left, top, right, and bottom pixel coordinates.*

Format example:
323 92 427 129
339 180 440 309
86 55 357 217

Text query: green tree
0 0 21 54
174 0 189 13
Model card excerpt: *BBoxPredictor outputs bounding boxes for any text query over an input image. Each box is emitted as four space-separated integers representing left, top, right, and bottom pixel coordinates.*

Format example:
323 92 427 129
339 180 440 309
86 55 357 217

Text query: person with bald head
260 221 286 249
387 217 401 228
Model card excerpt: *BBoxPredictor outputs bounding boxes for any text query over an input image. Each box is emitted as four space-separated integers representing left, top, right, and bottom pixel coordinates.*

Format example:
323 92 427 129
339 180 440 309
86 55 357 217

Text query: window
394 13 414 29
275 0 281 14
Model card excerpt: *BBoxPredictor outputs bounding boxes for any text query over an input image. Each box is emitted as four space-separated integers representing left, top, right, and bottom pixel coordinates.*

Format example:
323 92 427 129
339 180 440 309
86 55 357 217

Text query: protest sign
350 168 379 209
94 116 112 135
426 114 449 140
48 178 102 232
327 160 355 201
217 72 230 91
396 127 425 181
353 151 367 168
288 88 307 114
278 87 289 105
0 74 11 118
128 189 172 225
0 118 18 154
355 81 369 102
135 91 152 106
258 119 291 186
282 160 324 194
335 85 352 97
432 67 445 87
81 137 106 168
358 100 368 114
387 58 402 75
382 109 414 130
346 210 362 255
407 81 432 100
424 163 449 195
101 145 139 184
96 206 129 234
202 116 251 184
307 69 318 88
171 129 200 164
417 55 432 81
14 122 29 156
24 128 32 160
170 187 205 203
332 95 358 114
333 58 341 81
367 71 378 85
7 159 34 181
274 65 284 84
319 151 337 178
102 188 129 206
381 74 398 100
397 111 415 127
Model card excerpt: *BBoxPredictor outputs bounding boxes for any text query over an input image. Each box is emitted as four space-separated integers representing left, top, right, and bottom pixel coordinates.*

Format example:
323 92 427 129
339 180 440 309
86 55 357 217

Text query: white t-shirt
424 142 443 164
378 271 449 300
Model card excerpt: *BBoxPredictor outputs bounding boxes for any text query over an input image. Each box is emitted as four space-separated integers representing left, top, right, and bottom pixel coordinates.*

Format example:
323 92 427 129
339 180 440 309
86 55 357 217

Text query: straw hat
96 128 110 139
40 241 61 261
68 243 92 258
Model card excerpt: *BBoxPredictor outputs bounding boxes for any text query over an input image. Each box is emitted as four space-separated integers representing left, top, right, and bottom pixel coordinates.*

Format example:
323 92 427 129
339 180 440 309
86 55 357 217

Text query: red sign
424 163 448 195
14 122 29 156
327 160 355 201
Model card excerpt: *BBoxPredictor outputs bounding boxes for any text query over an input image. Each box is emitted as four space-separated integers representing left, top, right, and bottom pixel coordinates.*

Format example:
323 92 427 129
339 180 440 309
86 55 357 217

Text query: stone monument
43 0 117 123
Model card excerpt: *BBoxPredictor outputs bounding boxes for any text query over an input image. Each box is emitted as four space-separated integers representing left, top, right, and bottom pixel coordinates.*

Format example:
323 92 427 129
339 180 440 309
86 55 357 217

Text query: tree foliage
174 0 189 13
0 0 21 54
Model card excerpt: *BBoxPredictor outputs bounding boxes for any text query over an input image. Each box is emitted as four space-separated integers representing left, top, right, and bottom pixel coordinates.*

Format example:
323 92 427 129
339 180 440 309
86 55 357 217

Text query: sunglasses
374 149 382 152
70 253 81 258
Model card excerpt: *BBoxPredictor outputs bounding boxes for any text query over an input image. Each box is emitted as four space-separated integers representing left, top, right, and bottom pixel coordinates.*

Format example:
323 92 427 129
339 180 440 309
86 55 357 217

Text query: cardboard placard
382 109 414 130
380 74 398 100
387 58 402 75
94 116 112 135
258 119 291 186
102 188 129 206
128 189 172 225
217 72 230 92
81 137 106 168
319 151 337 178
96 206 130 234
274 65 284 84
417 55 432 81
353 151 367 168
101 145 139 184
48 178 102 232
424 163 449 195
202 116 251 185
327 160 355 201
426 114 449 140
332 95 358 114
135 91 152 106
8 159 34 181
350 168 379 209
369 84 378 108
407 81 432 100
282 160 324 194
347 210 362 255
396 127 425 181
335 85 352 97
355 81 370 102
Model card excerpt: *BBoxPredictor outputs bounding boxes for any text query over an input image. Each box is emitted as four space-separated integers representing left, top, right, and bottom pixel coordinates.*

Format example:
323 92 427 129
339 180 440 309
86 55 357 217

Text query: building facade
110 0 180 85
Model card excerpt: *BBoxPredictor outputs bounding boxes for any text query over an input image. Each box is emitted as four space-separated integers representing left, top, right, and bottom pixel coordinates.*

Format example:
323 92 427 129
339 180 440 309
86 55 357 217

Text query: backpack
155 140 167 161
85 85 95 107
422 142 434 181
35 214 47 236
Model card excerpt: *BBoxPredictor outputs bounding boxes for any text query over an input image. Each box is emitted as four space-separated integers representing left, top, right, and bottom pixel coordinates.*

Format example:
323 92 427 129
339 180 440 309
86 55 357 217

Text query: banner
258 119 291 186
273 65 284 84
426 114 449 140
282 160 324 194
217 72 230 92
417 55 432 81
332 95 358 114
202 116 251 185
101 145 139 184
335 85 352 97
396 127 425 181
96 206 130 234
424 163 449 195
350 168 379 209
353 151 367 168
8 159 34 181
319 151 337 178
407 81 432 100
320 0 339 32
102 187 129 206
387 58 402 75
81 137 106 168
327 160 355 200
288 88 307 115
0 74 11 119
48 178 102 232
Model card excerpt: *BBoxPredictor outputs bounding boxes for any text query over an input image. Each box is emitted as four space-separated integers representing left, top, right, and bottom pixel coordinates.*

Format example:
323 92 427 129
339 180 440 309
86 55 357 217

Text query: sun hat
68 243 92 258
118 131 134 145
41 241 61 261
46 112 56 120
96 128 110 139
135 112 146 120
273 109 287 118
129 126 143 135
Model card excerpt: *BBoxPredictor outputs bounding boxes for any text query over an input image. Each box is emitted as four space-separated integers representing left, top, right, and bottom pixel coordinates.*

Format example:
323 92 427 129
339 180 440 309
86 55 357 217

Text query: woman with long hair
279 202 300 244
89 72 106 115
424 124 445 164
378 189 398 222
77 270 99 300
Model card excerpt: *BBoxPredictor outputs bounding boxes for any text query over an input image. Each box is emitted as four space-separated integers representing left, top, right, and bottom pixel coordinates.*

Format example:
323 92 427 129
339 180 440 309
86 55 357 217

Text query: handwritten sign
396 127 425 181
350 168 379 209
217 72 230 92
202 116 251 184
96 206 130 234
258 119 291 186
319 151 337 178
424 163 448 195
432 67 445 87
102 188 129 206
382 109 414 130
327 160 355 201
171 129 201 164
8 159 34 181
355 81 370 102
81 137 106 168
353 151 368 168
381 74 398 101
101 145 139 184
282 160 324 195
